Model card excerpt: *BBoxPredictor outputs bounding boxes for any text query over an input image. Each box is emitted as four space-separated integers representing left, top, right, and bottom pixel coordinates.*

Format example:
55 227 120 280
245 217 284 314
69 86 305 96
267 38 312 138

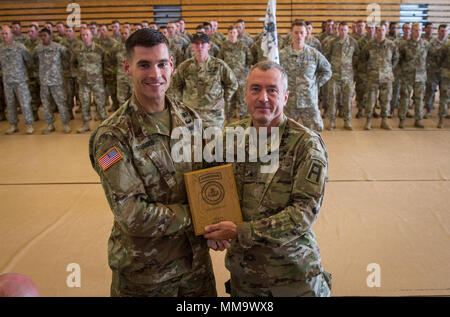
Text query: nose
148 64 161 78
258 88 269 103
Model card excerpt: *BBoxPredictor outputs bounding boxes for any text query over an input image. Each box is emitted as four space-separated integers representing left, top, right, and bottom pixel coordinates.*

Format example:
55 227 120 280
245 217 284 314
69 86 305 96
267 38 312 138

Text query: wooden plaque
184 164 243 236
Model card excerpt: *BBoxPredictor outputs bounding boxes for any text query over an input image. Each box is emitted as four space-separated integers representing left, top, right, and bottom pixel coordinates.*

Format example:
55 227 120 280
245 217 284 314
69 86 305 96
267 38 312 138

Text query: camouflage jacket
250 36 282 64
33 41 69 86
98 36 119 77
170 36 190 53
72 41 106 84
356 35 375 75
210 32 226 48
438 41 450 79
24 38 41 79
239 33 254 48
170 55 238 127
224 115 329 286
60 37 83 78
427 37 448 75
359 38 399 83
306 37 322 52
279 45 332 109
13 34 27 44
53 34 64 44
398 38 430 83
169 41 184 69
325 36 359 82
113 41 132 85
89 95 212 284
216 40 253 81
183 42 220 60
0 41 32 84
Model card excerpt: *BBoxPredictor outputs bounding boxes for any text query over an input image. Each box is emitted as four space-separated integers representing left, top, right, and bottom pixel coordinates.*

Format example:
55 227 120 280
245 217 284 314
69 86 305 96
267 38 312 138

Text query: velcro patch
98 146 123 171
306 161 324 185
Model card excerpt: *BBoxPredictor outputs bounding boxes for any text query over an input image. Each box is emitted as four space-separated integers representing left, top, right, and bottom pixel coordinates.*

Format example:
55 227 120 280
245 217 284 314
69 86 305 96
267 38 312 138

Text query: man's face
402 23 411 39
111 23 120 35
133 25 142 32
412 24 421 41
40 32 51 45
167 23 176 37
56 23 65 35
291 25 306 46
81 29 93 46
179 20 185 32
425 24 432 36
99 26 109 38
339 25 349 40
124 44 173 104
149 24 158 30
80 23 87 31
159 28 168 37
204 25 213 37
366 25 376 38
2 27 13 44
245 67 288 128
90 25 98 35
356 22 365 35
142 22 149 28
227 28 238 42
389 24 397 35
120 27 130 42
11 24 21 36
27 27 38 41
326 21 334 34
234 23 244 36
376 25 386 42
65 27 74 40
192 40 210 60
438 26 448 40
333 24 339 36
306 24 313 37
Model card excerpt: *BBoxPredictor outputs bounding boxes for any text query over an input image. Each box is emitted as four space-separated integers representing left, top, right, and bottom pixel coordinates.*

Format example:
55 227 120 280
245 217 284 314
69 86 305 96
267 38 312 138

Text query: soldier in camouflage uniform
279 22 332 132
99 24 120 112
209 20 226 48
234 19 254 48
11 22 26 44
168 21 190 53
424 24 448 118
217 26 253 121
324 22 359 130
25 24 41 121
437 40 449 128
34 28 71 134
360 24 399 130
72 28 108 133
398 23 431 128
204 22 222 49
112 26 133 106
159 26 184 69
305 21 322 52
53 22 65 44
388 22 399 41
170 33 238 128
89 29 216 297
0 25 34 134
110 20 121 43
351 20 365 42
205 61 331 297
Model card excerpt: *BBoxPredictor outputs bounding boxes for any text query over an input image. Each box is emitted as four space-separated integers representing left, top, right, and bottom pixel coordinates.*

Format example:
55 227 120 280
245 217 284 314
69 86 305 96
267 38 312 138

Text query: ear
283 89 289 106
169 55 174 72
123 59 131 76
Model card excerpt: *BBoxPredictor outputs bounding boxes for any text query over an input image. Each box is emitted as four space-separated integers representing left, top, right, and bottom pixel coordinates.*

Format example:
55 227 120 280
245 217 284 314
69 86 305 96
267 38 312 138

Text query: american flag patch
98 147 123 171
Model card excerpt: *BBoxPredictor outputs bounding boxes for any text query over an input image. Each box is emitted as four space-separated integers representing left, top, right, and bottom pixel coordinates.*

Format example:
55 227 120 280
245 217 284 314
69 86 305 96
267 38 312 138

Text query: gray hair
249 61 288 93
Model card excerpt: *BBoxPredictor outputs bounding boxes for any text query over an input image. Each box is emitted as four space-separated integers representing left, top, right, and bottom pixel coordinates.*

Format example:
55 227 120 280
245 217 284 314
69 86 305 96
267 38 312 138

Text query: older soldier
424 24 448 118
114 26 133 105
437 40 449 128
170 33 238 128
11 21 26 44
99 24 120 112
234 19 254 48
34 28 71 134
0 25 34 134
279 21 332 132
217 25 253 121
325 22 359 130
205 61 331 297
24 24 41 121
89 28 216 297
360 24 399 130
398 23 431 128
72 28 108 133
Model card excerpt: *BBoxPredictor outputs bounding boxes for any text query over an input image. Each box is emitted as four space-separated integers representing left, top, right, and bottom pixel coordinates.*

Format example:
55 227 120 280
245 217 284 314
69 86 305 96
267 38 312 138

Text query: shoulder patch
306 160 324 185
98 146 123 171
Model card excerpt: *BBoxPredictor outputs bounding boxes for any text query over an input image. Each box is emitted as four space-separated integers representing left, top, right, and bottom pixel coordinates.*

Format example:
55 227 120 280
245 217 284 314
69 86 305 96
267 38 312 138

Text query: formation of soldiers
0 18 448 134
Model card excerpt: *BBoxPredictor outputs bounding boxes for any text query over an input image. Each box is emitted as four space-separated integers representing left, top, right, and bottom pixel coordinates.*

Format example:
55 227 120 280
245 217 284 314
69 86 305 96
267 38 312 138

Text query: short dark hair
291 21 306 29
45 21 53 27
90 22 98 26
126 28 169 59
305 21 312 26
438 24 447 30
40 28 51 36
29 24 38 31
56 21 64 26
424 22 432 27
340 21 348 27
111 20 120 25
203 22 212 28
12 21 21 26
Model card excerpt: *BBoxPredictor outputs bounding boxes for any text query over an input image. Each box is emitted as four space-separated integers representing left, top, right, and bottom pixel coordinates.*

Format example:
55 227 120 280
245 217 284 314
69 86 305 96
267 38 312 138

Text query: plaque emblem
201 181 225 205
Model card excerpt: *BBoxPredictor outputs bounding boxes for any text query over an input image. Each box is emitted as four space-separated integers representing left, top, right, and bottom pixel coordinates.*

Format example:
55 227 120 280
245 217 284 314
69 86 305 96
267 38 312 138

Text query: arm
316 50 332 88
221 62 238 104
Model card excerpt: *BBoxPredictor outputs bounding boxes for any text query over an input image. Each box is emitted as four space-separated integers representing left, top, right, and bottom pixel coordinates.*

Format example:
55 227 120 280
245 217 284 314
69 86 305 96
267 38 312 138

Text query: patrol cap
192 32 209 44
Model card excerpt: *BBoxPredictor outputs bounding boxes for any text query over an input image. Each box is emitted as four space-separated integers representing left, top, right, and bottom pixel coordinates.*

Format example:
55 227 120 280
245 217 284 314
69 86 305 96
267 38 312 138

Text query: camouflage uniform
437 41 449 123
306 37 322 52
89 95 216 297
170 35 190 53
60 37 83 116
52 34 64 44
183 42 220 60
224 115 331 297
210 32 226 48
0 41 34 125
250 35 282 64
169 41 184 69
391 37 408 113
398 38 431 121
170 55 238 128
24 37 41 118
239 33 254 48
279 45 332 132
113 41 133 106
324 36 359 123
33 41 70 125
355 35 374 115
217 40 253 119
424 37 448 113
72 41 108 122
99 36 120 111
13 34 27 44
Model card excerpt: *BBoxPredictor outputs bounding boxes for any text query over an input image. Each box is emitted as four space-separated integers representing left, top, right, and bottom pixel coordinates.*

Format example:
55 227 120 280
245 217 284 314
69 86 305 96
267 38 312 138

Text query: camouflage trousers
391 76 402 111
41 84 70 125
110 267 217 297
105 75 119 110
229 272 331 297
4 81 34 125
28 77 40 113
116 76 133 106
399 81 425 121
78 81 107 122
0 79 5 115
328 79 354 121
64 76 76 112
320 81 331 112
284 106 324 132
424 71 440 112
439 78 449 119
366 80 393 119
355 73 367 111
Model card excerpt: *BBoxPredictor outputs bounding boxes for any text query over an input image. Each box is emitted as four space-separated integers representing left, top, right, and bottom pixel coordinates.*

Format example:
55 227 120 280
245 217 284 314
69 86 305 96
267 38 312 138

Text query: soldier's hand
206 239 231 251
204 221 237 241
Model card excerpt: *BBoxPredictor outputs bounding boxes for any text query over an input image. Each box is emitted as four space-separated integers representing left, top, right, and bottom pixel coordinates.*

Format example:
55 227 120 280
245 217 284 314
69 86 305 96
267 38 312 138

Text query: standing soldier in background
351 20 366 42
355 23 376 118
437 40 449 128
168 21 190 53
217 25 253 121
204 22 222 48
53 22 65 43
305 21 322 52
398 23 430 129
280 21 332 132
72 28 108 133
0 25 34 135
234 19 254 48
114 25 133 105
11 22 26 44
110 20 121 42
178 18 192 42
99 24 120 112
325 22 359 131
159 25 184 69
360 24 399 130
34 28 71 134
170 33 238 128
24 24 41 121
424 24 448 118
388 22 398 41
423 22 433 42
318 19 334 43
209 20 226 46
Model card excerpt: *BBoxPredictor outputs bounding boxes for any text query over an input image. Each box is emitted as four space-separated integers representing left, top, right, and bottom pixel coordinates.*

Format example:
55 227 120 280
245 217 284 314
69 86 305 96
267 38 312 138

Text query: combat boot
344 120 353 131
63 124 72 134
364 118 372 130
25 125 34 135
399 119 405 129
77 121 90 134
414 120 425 129
41 124 55 135
355 109 363 119
380 118 392 130
437 118 444 129
5 125 18 135
328 120 335 131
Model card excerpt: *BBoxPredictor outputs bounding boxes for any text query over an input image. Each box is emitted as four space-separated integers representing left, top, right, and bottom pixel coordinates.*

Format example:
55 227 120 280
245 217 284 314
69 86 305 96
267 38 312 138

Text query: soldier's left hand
204 221 237 241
